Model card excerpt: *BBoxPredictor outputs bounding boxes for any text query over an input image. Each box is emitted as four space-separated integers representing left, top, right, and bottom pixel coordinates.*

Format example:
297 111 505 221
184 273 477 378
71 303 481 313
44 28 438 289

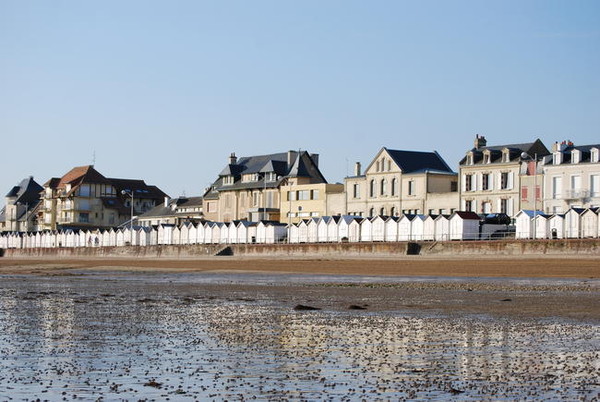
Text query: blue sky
1 1 599 197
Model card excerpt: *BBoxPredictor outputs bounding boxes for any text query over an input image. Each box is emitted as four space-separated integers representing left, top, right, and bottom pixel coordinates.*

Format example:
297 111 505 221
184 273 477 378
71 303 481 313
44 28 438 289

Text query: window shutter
508 172 514 190
489 173 494 190
461 175 466 192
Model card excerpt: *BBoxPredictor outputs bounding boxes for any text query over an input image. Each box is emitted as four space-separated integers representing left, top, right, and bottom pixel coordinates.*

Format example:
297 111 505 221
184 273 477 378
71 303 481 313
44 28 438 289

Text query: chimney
228 152 237 165
310 153 319 167
354 162 362 176
164 196 170 208
474 134 487 149
552 141 572 152
287 150 297 167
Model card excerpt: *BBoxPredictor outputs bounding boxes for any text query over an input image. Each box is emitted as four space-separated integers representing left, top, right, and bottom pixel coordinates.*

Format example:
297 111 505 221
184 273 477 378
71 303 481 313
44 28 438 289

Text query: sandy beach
1 255 599 399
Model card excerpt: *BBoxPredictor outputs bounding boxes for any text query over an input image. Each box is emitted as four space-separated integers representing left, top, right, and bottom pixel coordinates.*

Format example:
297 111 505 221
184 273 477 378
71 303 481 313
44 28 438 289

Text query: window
298 190 310 200
369 180 375 197
79 184 90 197
591 175 600 197
380 179 387 196
571 151 580 164
369 208 375 217
408 181 415 195
380 207 386 216
391 207 397 216
465 174 473 191
265 172 277 181
483 153 490 164
376 161 380 172
387 160 391 171
353 184 360 199
266 191 274 208
502 150 510 163
482 173 490 190
482 201 492 214
521 187 528 201
311 190 319 200
500 199 508 214
287 191 296 201
591 148 599 163
451 181 458 192
253 193 260 207
391 178 397 196
465 200 473 212
223 176 234 185
553 152 562 165
500 172 510 190
79 213 89 223
552 177 562 199
466 154 473 165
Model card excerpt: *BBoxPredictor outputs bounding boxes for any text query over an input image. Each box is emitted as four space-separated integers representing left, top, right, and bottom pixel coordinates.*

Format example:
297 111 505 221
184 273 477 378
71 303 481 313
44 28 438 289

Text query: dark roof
139 196 203 219
460 139 550 165
451 211 481 220
385 148 454 174
551 144 600 165
208 151 326 194
4 177 44 217
109 178 169 200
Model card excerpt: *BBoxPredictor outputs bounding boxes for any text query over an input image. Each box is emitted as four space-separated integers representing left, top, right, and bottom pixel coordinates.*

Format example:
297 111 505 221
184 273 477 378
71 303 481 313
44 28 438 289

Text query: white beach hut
158 224 174 245
449 211 480 240
326 216 341 242
423 215 436 241
371 216 387 242
515 210 534 239
288 223 300 244
307 218 319 243
410 215 426 241
348 218 362 242
384 216 399 242
581 208 599 238
360 217 373 242
317 217 331 243
549 214 565 239
565 208 585 239
434 215 450 241
297 220 309 243
533 214 551 239
398 214 414 241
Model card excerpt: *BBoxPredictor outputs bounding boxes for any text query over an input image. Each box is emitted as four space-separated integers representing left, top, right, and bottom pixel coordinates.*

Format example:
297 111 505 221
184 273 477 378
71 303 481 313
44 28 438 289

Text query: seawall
2 238 599 259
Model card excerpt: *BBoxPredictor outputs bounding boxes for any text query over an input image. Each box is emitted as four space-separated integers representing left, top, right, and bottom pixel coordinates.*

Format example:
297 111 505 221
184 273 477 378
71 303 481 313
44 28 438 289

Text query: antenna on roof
92 150 96 166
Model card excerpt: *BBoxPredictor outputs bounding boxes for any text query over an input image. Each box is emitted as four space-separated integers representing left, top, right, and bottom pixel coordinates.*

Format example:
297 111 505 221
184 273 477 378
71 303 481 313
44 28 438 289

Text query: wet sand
0 256 598 399
1 255 599 278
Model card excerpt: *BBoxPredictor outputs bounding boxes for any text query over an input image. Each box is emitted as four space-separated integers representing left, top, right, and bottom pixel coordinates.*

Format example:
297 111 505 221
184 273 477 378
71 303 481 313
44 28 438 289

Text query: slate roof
550 144 600 165
460 139 550 166
207 151 326 195
385 148 455 174
139 196 203 219
108 178 168 200
5 177 43 205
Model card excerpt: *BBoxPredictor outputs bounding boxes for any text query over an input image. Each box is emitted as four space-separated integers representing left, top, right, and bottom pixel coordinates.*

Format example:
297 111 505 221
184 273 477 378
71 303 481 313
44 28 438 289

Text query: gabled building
0 176 43 232
203 150 328 222
345 147 458 218
541 141 600 214
137 196 204 227
459 135 550 216
39 165 168 230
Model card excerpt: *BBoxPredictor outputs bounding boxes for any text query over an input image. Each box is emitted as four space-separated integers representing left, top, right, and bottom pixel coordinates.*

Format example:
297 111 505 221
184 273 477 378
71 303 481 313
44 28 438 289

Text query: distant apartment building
345 147 458 218
459 135 550 216
203 151 328 222
0 176 43 233
39 165 168 230
540 141 600 213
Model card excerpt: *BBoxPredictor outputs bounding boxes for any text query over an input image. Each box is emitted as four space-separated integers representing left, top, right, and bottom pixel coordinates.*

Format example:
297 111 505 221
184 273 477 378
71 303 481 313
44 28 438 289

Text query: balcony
563 189 590 200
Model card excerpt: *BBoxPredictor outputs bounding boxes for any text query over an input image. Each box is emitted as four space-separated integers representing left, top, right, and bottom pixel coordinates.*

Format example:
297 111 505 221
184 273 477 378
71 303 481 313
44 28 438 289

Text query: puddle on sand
0 276 598 400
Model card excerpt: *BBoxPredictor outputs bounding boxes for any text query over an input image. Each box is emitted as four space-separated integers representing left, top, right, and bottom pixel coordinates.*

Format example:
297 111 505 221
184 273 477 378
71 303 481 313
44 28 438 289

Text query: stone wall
3 239 599 259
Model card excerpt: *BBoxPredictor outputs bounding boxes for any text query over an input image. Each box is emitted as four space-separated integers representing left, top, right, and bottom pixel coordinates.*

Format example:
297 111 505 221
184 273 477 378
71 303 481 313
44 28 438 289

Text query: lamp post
121 189 134 245
521 152 538 239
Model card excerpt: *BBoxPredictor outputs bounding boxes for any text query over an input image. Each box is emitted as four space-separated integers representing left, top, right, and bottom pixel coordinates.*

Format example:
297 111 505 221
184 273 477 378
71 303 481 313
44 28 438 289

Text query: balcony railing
563 189 590 200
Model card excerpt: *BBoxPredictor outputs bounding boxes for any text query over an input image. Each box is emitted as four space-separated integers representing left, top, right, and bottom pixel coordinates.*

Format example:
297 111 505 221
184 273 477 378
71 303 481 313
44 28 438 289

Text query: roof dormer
571 149 581 164
501 148 511 163
591 147 599 163
482 149 492 164
553 151 562 165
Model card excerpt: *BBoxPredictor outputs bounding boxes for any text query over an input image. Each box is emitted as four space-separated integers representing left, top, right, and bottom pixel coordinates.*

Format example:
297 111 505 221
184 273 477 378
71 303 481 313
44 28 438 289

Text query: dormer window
223 176 234 185
553 152 562 165
466 153 474 165
502 150 510 163
483 152 491 164
571 150 580 164
591 148 599 163
265 172 278 181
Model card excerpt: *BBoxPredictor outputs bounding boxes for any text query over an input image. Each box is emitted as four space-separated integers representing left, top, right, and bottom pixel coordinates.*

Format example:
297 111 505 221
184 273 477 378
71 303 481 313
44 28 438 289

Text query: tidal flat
0 272 598 400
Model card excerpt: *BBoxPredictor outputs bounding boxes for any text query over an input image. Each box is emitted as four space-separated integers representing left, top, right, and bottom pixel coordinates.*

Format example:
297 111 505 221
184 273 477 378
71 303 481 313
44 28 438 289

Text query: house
345 148 458 219
459 135 550 217
39 165 168 231
137 196 203 228
449 211 480 240
203 150 327 223
541 142 600 214
0 176 43 233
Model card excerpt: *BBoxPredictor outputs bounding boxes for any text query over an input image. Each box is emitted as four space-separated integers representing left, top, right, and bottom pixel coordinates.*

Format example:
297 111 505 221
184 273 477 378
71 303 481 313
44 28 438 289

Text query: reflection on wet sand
0 275 598 400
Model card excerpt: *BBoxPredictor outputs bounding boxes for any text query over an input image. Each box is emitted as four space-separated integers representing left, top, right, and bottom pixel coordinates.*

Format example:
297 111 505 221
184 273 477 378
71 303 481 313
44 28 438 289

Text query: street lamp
521 152 538 240
121 189 134 245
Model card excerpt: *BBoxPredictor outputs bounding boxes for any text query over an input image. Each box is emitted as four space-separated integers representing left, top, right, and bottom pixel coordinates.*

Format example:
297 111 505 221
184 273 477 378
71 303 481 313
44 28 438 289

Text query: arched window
380 207 386 216
369 208 375 217
369 180 375 197
391 207 397 216
380 179 387 196
391 178 397 196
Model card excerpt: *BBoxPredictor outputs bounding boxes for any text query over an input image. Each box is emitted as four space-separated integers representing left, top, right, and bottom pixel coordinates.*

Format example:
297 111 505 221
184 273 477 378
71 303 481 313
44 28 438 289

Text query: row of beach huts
1 208 599 249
